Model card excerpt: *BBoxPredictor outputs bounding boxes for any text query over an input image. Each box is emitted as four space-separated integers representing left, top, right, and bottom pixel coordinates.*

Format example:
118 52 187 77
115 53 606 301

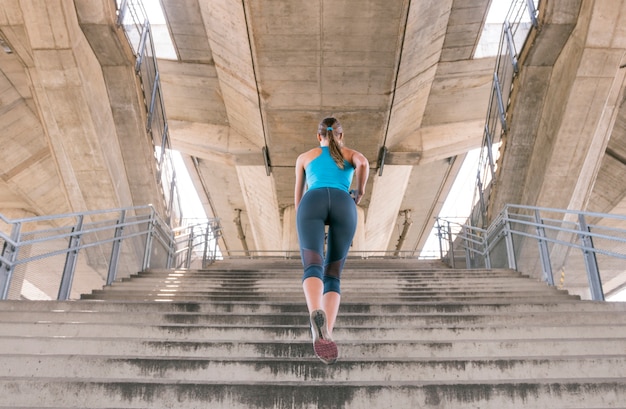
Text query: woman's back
305 147 354 192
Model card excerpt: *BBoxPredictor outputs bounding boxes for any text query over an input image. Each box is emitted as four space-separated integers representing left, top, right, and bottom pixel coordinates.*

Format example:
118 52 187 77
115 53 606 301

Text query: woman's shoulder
301 147 322 158
297 147 323 167
341 146 367 164
340 146 362 158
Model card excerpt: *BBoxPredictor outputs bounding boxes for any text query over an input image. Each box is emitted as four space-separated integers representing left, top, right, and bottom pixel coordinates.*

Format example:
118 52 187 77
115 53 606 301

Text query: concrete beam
364 165 412 252
199 0 265 147
236 166 282 252
168 120 266 168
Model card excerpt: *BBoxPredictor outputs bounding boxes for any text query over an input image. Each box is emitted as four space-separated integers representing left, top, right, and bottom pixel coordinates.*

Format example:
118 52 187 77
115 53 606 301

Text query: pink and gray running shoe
310 309 338 364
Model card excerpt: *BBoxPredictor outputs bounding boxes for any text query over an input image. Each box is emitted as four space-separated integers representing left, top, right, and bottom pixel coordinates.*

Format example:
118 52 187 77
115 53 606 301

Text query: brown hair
318 117 345 169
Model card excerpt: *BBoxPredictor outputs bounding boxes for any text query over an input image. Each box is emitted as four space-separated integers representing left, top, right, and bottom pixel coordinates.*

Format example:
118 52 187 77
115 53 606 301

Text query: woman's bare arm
294 154 307 210
350 150 369 205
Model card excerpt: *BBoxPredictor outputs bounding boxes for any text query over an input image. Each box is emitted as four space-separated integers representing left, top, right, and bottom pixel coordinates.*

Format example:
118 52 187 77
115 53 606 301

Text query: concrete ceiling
157 0 494 255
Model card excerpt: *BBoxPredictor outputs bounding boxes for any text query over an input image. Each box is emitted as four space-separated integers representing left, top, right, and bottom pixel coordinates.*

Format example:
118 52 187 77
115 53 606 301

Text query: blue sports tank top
305 147 354 192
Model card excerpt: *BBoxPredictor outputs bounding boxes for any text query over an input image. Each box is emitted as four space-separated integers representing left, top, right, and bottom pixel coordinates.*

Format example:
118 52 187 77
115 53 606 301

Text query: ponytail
327 132 345 169
319 118 345 169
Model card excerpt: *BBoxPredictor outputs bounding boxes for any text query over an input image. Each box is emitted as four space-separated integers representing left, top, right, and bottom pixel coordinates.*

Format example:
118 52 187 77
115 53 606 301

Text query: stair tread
2 263 625 408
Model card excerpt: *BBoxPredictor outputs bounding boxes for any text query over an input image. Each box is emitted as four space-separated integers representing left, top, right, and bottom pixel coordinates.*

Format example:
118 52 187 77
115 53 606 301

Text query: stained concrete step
0 378 623 409
2 309 626 327
3 336 625 359
2 299 624 314
1 262 625 409
195 259 451 270
3 321 626 341
89 279 569 291
79 293 579 303
82 288 574 298
133 269 532 278
128 272 535 284
139 266 519 272
91 280 566 291
109 278 548 287
3 354 626 382
87 268 578 304
197 258 438 264
99 283 562 293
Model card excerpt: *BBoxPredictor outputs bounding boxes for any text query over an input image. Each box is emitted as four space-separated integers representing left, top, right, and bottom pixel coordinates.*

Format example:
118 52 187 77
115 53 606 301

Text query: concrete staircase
1 259 625 408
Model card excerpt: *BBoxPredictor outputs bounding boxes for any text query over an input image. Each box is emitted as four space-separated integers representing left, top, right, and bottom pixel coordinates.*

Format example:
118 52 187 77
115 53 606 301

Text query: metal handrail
437 204 626 301
473 0 540 228
115 0 182 224
0 206 221 300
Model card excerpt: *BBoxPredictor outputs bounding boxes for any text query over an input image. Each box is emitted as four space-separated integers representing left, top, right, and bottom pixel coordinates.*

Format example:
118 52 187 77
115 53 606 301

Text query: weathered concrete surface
0 0 162 216
1 262 625 408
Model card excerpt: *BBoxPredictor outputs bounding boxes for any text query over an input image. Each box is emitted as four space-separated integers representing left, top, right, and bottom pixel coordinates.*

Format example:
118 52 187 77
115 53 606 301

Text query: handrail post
148 70 160 131
503 208 518 270
484 125 496 180
504 21 519 73
0 222 22 300
167 229 176 269
435 219 444 261
106 210 126 286
135 19 149 73
463 225 472 268
185 226 195 268
447 221 455 269
477 173 487 227
578 214 605 301
483 232 491 269
58 215 84 300
202 223 210 269
116 0 128 26
142 211 155 272
493 72 508 131
534 209 554 285
526 0 539 28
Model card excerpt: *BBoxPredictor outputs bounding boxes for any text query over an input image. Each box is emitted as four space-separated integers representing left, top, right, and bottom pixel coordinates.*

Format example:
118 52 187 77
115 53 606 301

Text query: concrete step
2 299 624 314
136 268 530 278
109 280 546 291
0 378 623 409
94 281 565 292
2 262 624 408
3 354 625 382
2 321 626 341
98 291 568 302
79 293 580 303
110 277 548 287
101 283 560 293
3 336 625 359
198 258 451 270
2 309 626 327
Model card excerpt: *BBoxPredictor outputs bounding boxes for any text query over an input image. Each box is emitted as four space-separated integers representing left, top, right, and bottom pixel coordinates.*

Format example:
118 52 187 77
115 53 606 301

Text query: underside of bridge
1 0 625 297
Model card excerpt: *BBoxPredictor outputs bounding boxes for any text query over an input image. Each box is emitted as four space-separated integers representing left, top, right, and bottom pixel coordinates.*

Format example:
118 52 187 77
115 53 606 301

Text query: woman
294 117 369 364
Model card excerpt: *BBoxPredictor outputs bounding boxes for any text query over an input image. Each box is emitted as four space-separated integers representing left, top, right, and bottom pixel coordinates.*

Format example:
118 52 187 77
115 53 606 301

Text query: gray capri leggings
296 187 357 294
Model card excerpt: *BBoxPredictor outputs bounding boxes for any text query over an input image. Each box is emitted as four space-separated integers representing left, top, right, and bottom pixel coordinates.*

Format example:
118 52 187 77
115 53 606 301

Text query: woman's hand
350 150 369 205
350 189 364 205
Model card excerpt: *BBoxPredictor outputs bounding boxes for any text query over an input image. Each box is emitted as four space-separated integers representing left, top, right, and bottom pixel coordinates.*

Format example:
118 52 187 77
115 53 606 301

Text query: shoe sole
310 310 338 364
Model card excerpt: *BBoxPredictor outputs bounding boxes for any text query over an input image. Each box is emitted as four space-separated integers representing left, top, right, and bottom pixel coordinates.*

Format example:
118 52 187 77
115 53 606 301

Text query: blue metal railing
0 207 221 300
437 204 626 301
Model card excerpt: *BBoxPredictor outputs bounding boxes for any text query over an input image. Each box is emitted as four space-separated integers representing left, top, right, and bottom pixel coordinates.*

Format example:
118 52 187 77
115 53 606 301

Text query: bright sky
171 151 207 220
